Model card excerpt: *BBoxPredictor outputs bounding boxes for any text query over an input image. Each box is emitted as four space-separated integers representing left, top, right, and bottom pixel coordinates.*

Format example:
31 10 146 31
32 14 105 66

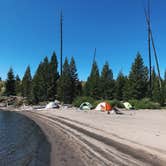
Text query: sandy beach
21 109 166 166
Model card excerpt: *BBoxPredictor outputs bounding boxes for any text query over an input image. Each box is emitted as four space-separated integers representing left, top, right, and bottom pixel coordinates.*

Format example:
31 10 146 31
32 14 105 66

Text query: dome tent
80 102 93 110
46 102 59 109
95 102 112 111
123 102 132 110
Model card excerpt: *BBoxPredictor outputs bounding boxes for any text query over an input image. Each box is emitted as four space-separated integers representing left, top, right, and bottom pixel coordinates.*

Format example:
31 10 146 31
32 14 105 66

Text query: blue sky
0 0 165 80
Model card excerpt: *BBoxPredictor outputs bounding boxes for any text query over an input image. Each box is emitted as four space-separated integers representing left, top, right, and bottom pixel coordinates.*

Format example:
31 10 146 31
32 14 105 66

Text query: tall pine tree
5 68 16 96
57 58 72 104
42 56 50 100
32 57 50 103
15 74 21 96
84 60 100 99
70 56 81 101
47 52 59 100
128 53 148 99
115 71 126 100
32 62 45 103
22 66 32 103
100 62 115 99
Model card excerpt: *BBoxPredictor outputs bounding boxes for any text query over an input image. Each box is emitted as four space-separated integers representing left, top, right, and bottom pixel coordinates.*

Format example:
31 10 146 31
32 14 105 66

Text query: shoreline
21 111 87 166
1 108 166 166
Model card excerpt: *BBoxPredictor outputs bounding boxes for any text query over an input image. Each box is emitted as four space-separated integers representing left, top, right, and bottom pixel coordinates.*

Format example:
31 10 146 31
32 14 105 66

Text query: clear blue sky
0 0 165 80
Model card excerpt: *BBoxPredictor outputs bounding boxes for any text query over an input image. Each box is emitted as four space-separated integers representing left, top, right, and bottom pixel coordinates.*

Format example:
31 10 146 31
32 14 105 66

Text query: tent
46 102 59 109
123 102 132 110
80 102 92 110
95 102 112 111
54 100 61 104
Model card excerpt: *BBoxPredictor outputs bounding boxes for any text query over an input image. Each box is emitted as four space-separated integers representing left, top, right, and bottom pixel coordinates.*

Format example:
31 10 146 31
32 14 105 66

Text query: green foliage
15 75 21 96
5 68 16 96
0 81 5 95
109 99 125 108
70 56 82 101
22 66 32 103
115 71 126 100
151 68 165 106
47 52 59 100
129 98 160 109
73 96 95 108
32 62 46 103
84 60 101 99
57 57 72 104
32 54 59 104
100 62 115 99
127 53 148 99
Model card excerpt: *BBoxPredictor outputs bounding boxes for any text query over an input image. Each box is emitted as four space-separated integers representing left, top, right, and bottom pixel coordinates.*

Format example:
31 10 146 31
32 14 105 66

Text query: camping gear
46 102 59 109
95 102 112 111
123 102 132 110
80 102 92 110
113 107 124 114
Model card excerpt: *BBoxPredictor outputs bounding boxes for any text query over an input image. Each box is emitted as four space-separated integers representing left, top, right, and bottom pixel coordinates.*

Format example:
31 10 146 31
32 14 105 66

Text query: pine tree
84 60 100 99
70 56 81 101
32 62 45 103
0 77 3 95
5 68 16 96
57 58 72 104
47 52 59 100
42 56 50 100
123 77 131 100
115 71 126 101
100 62 115 99
15 75 21 96
32 57 50 103
151 68 159 101
22 66 32 103
128 53 148 99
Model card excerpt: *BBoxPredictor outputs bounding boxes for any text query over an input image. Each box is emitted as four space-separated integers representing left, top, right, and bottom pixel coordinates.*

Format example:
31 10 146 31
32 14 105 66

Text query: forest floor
20 108 166 166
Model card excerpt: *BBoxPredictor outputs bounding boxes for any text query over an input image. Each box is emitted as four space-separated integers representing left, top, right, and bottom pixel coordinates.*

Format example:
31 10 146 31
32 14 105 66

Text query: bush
129 98 160 109
109 99 125 108
73 96 95 108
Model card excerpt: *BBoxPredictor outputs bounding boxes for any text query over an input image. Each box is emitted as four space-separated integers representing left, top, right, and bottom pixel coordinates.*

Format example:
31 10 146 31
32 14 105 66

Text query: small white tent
123 102 132 110
46 102 59 109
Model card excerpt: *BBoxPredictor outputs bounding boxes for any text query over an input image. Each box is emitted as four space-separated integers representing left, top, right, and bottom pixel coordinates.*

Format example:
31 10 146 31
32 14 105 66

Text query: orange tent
95 102 112 112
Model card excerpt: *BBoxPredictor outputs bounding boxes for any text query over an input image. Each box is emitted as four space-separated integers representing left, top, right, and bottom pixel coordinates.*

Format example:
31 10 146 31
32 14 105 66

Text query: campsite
0 0 166 166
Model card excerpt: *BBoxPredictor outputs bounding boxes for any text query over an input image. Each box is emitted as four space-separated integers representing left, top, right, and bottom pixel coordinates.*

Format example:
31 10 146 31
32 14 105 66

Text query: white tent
46 102 59 109
54 100 61 104
123 102 132 110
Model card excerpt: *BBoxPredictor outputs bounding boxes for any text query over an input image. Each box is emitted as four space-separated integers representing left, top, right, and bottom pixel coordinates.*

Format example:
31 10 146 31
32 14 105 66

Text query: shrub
129 98 160 109
109 99 125 108
73 96 95 108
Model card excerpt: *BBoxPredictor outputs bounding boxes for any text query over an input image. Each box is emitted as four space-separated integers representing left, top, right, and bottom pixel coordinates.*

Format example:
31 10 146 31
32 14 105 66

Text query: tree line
0 52 166 105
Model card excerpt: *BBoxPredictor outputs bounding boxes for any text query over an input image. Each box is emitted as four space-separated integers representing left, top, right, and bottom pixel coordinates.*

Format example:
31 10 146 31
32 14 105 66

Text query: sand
21 109 166 166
